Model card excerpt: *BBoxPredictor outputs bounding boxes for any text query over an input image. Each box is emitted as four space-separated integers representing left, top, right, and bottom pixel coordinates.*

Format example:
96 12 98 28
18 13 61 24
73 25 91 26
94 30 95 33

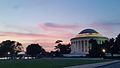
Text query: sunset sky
0 0 120 51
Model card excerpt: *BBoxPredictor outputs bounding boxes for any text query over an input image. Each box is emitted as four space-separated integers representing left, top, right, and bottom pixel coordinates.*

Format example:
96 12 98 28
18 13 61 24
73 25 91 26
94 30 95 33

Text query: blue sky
0 0 120 51
0 0 120 23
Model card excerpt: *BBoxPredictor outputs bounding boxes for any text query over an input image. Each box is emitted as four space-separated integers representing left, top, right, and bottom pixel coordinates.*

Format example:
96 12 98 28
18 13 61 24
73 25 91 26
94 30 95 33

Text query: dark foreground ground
0 58 107 68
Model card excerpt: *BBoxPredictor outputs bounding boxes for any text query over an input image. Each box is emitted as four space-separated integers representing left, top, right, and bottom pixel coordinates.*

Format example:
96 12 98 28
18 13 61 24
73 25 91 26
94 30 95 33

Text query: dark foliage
114 34 120 53
50 50 63 57
26 44 45 57
55 40 63 43
104 34 120 56
88 39 105 57
0 40 23 58
55 43 71 54
88 33 120 57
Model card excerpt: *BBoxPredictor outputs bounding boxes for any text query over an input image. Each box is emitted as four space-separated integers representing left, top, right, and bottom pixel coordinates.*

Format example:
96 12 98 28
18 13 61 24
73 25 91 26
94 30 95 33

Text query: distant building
70 29 108 56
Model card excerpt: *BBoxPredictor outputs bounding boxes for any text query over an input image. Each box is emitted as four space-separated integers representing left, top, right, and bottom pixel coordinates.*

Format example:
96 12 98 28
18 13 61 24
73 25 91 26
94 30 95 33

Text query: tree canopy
0 40 23 57
26 44 45 57
55 43 71 54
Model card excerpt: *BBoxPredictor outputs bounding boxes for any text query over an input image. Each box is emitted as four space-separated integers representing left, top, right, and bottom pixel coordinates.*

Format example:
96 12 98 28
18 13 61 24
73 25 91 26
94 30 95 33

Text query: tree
55 40 71 54
106 34 120 57
26 44 45 57
55 43 71 54
50 50 63 57
110 33 120 56
0 40 23 58
89 39 103 57
114 34 120 53
55 40 63 43
107 38 115 56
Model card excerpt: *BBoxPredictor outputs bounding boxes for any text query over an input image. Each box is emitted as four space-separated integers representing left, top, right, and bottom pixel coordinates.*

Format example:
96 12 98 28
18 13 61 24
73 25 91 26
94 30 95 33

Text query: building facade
70 29 108 56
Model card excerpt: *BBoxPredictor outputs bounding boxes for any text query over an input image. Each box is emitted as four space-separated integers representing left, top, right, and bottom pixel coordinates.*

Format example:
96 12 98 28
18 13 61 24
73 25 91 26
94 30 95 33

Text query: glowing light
102 49 106 53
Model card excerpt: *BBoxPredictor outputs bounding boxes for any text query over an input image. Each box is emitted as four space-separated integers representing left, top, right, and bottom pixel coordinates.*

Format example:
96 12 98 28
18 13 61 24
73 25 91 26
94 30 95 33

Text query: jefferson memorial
70 29 108 56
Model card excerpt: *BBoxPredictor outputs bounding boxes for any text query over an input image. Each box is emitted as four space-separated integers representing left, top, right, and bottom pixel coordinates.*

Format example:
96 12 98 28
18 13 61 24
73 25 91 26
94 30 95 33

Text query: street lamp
102 49 106 59
102 49 106 53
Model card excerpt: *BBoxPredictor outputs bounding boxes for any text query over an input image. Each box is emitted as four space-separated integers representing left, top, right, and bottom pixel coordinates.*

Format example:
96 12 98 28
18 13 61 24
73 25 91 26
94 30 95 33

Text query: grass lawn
0 58 108 68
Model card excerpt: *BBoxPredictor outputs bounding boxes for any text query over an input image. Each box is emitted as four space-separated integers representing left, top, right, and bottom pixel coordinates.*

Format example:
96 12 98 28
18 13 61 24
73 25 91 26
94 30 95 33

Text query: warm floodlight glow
102 49 106 53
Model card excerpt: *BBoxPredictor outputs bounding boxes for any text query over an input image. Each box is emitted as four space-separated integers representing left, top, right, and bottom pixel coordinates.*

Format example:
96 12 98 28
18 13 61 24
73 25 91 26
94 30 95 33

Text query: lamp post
102 49 106 59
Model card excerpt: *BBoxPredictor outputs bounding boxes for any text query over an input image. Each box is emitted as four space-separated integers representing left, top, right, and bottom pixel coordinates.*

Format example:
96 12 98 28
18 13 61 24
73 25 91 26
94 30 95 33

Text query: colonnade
71 39 104 54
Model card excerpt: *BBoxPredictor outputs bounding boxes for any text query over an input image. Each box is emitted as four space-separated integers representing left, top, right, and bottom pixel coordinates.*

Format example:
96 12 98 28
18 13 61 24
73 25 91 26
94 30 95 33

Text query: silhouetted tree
107 38 115 56
106 34 120 57
100 34 120 57
0 40 23 58
50 50 63 57
89 39 104 57
26 44 45 58
55 43 71 54
55 40 63 43
113 34 120 54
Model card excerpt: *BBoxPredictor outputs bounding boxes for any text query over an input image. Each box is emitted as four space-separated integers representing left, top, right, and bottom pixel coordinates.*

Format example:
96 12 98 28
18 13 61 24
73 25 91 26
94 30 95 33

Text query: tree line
0 33 120 59
0 40 71 59
88 33 120 58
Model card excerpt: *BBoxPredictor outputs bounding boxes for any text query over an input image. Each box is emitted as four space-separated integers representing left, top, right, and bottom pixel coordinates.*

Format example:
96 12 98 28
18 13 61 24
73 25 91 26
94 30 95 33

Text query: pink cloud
0 32 73 39
0 22 84 51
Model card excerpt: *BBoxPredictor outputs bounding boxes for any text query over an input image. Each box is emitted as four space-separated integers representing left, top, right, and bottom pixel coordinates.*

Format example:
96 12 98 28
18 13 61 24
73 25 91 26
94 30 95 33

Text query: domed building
70 29 108 56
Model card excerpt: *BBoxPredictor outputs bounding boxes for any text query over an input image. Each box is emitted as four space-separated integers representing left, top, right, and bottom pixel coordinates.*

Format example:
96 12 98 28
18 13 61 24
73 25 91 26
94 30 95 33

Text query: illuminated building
70 29 108 56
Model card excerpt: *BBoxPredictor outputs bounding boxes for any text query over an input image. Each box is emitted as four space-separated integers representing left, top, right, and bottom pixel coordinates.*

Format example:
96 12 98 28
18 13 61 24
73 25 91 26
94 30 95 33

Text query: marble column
83 40 86 52
80 40 82 53
72 42 74 53
78 41 81 52
75 41 77 53
81 41 84 52
85 40 87 52
77 41 79 52
74 41 76 53
87 40 89 52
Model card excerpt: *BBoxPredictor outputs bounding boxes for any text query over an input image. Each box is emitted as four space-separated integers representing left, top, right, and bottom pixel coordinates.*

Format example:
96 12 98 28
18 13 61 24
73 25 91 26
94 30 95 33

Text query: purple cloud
44 22 81 29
